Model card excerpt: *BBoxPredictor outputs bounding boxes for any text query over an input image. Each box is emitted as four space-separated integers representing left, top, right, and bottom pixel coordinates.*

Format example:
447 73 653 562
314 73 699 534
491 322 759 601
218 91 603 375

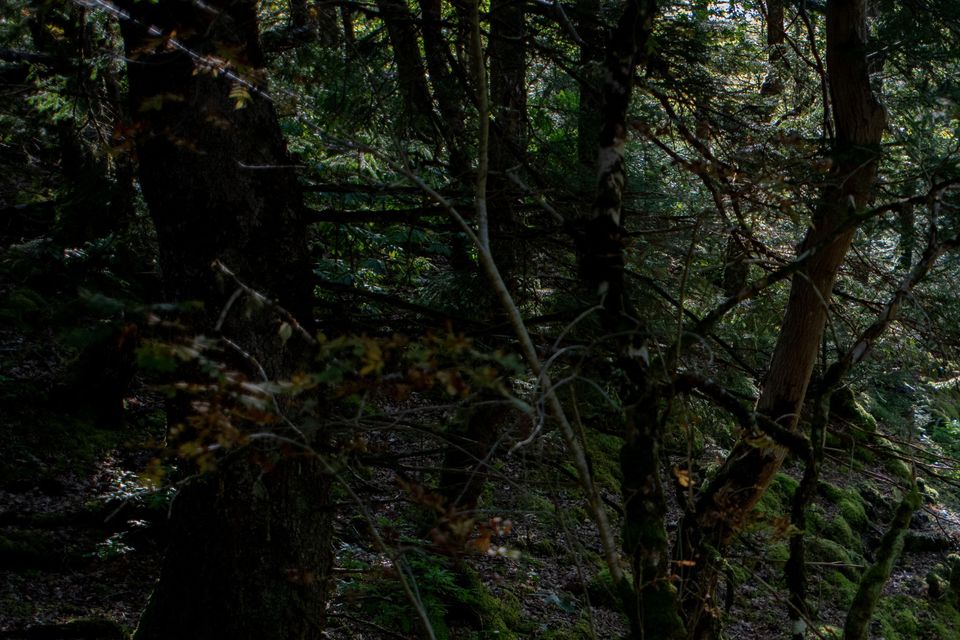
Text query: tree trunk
575 0 604 196
843 483 920 640
436 0 526 514
677 1 886 637
419 0 471 183
761 0 786 97
135 453 331 640
375 0 435 134
488 0 526 295
577 1 685 637
116 2 330 638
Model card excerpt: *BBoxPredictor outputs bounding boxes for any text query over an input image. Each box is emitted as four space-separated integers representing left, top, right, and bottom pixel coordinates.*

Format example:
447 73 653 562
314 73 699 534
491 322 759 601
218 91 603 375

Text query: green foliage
342 553 520 640
3 0 960 636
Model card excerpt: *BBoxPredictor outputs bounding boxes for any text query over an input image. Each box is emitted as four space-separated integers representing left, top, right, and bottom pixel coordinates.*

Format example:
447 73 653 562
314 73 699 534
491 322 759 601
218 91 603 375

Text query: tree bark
575 0 604 195
761 0 786 96
116 2 330 638
488 0 526 295
577 2 685 637
418 0 471 183
375 0 435 134
843 483 920 640
436 0 527 510
677 1 886 637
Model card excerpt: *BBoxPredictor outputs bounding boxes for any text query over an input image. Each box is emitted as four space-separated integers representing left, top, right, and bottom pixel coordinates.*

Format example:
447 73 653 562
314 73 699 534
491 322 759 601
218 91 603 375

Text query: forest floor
2 309 960 639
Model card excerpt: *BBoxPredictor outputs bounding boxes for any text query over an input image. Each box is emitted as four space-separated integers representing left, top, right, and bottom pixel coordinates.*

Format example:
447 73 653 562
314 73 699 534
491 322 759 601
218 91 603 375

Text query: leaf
229 83 251 109
278 322 293 344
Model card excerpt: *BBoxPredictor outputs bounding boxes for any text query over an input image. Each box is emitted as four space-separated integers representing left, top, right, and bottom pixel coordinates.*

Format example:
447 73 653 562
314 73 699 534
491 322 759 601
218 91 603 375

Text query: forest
1 0 960 638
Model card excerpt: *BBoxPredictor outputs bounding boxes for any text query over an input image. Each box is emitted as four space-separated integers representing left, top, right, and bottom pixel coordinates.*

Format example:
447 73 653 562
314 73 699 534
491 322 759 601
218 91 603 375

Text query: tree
673 1 888 635
115 1 330 637
5 0 960 637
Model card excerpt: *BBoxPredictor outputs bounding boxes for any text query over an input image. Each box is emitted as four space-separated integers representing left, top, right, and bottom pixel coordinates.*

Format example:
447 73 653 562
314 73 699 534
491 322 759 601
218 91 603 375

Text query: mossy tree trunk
117 1 331 638
843 483 921 640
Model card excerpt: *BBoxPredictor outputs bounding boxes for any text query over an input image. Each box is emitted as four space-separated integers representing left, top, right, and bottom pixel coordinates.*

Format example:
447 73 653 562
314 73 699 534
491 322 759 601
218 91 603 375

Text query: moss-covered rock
807 537 863 579
826 570 859 608
838 495 868 530
753 472 798 519
822 516 862 553
585 567 621 610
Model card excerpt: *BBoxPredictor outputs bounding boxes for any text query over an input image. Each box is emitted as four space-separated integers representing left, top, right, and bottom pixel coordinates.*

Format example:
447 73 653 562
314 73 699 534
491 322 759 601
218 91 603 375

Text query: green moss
822 516 861 552
832 388 878 433
771 472 799 498
875 596 920 640
807 537 862 579
816 482 869 530
586 568 620 609
838 496 868 530
885 457 914 482
754 472 799 518
874 436 914 482
767 543 790 563
584 430 623 495
930 600 960 639
470 581 529 636
826 570 858 608
818 481 844 503
806 505 826 534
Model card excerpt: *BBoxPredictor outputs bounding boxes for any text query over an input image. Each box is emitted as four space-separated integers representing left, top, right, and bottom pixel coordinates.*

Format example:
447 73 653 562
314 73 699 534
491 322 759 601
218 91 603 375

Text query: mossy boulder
822 516 862 553
753 472 798 520
816 482 869 530
807 537 863 579
831 387 878 435
826 570 859 608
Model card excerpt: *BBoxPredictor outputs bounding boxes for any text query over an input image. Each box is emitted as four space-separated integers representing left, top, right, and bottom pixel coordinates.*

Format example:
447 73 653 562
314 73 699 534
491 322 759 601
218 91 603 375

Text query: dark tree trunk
375 0 435 134
118 0 312 329
136 453 331 640
577 1 684 638
761 0 786 96
575 0 604 195
487 0 526 295
116 2 330 638
419 0 471 183
436 0 527 546
677 1 886 637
